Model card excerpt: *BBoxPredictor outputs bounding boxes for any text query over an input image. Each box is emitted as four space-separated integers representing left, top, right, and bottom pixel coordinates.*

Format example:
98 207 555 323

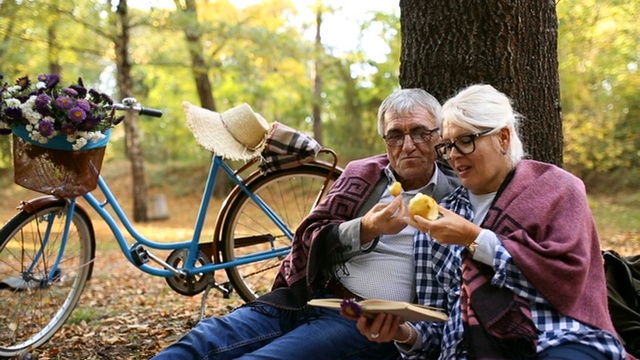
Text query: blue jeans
538 343 608 360
152 303 399 360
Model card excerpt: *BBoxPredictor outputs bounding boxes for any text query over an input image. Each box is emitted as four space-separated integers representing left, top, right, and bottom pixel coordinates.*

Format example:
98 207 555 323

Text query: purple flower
70 83 87 98
37 120 55 137
36 74 59 89
340 298 362 318
75 99 91 111
3 107 23 122
15 76 30 90
35 93 52 112
63 88 78 97
55 96 74 110
89 89 113 105
60 122 77 135
78 114 101 130
67 106 86 123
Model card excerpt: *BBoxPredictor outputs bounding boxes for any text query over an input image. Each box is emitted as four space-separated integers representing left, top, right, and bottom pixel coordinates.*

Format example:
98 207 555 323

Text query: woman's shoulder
516 159 585 194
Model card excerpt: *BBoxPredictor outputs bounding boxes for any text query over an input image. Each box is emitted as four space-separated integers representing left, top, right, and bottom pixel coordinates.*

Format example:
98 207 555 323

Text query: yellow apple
389 181 403 196
408 193 439 220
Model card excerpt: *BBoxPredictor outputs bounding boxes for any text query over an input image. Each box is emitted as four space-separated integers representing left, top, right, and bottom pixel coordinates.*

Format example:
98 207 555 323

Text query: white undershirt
336 166 440 302
468 191 498 265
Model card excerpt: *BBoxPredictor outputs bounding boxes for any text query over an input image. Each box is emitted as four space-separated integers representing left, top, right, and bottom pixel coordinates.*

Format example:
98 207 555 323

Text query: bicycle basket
12 134 107 197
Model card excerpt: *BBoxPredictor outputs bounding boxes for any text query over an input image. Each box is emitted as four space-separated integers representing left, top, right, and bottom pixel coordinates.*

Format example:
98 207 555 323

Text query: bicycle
0 98 342 357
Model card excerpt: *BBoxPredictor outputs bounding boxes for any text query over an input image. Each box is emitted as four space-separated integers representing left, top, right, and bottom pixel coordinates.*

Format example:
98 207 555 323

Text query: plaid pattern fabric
258 122 322 174
402 186 626 360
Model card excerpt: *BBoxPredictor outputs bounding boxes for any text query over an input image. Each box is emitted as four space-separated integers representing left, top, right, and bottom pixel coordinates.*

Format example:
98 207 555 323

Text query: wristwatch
467 240 479 256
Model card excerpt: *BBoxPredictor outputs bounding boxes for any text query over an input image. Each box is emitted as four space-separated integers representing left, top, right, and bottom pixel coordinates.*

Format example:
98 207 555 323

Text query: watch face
467 242 478 256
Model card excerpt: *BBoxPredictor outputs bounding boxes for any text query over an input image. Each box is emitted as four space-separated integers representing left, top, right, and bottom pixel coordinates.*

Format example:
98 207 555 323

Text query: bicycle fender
17 195 68 213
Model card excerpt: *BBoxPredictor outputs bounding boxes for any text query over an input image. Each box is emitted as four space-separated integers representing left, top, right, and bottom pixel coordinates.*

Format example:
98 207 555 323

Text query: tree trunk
175 0 229 196
312 7 323 145
115 0 149 222
399 0 562 166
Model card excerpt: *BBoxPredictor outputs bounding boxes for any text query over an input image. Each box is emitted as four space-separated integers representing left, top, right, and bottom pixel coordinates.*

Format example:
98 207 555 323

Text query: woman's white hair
440 84 526 165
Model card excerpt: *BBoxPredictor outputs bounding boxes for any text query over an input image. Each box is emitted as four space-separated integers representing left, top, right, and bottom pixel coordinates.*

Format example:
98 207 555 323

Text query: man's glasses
382 127 439 147
434 128 495 160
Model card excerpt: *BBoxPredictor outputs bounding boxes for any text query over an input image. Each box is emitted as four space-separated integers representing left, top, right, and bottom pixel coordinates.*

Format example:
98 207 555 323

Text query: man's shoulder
343 154 389 172
436 161 460 184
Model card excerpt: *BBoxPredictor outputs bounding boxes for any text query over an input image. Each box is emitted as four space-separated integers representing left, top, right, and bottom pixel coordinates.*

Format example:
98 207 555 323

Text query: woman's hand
354 313 403 343
405 206 481 246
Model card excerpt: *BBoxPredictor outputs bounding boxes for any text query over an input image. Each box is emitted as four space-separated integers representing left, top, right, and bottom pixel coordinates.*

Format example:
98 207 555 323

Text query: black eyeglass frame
382 127 440 147
434 128 495 160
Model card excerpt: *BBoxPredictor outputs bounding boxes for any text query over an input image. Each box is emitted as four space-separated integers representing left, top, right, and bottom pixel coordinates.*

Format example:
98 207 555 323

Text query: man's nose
401 133 418 150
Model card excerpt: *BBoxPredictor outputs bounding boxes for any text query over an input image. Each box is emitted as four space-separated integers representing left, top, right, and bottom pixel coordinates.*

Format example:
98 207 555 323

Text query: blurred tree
114 0 150 222
558 0 640 190
399 0 563 166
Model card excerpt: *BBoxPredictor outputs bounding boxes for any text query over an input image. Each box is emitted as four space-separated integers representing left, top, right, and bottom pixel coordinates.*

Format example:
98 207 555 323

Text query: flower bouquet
0 73 121 197
0 73 120 150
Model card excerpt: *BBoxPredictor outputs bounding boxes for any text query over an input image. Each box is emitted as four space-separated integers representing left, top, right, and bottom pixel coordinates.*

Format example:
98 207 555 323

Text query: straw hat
183 101 270 160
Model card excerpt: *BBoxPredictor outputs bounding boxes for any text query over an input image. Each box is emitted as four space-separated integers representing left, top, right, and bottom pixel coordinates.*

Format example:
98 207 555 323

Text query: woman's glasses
434 128 495 160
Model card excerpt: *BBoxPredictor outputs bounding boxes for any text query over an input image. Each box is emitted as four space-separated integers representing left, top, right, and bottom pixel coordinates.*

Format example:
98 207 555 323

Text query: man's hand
360 196 407 243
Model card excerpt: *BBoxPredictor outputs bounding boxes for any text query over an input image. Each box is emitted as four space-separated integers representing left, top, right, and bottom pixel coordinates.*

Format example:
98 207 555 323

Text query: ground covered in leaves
0 175 248 360
1 174 639 359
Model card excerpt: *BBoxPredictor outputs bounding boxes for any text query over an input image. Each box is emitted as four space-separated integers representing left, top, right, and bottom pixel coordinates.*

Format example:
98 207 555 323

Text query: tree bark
399 0 562 166
115 0 149 222
175 0 230 196
312 7 323 145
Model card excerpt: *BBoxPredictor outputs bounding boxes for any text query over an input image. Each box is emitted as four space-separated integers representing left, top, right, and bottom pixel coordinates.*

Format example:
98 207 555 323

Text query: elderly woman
355 84 629 359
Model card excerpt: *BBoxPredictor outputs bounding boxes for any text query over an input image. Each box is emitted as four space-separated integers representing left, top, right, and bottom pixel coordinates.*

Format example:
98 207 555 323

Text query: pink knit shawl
483 160 617 335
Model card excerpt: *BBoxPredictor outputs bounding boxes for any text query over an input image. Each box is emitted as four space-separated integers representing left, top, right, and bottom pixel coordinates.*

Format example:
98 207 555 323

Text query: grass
589 192 640 235
67 307 101 325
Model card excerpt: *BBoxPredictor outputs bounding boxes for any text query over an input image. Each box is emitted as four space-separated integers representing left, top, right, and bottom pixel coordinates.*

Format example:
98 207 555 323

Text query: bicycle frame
0 98 343 357
55 154 294 279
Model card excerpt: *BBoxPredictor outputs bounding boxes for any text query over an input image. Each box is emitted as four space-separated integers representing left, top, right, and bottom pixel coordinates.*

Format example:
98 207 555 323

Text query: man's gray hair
377 88 442 136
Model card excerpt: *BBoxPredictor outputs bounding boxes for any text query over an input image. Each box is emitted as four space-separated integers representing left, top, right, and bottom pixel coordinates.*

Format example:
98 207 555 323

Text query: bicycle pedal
130 245 150 265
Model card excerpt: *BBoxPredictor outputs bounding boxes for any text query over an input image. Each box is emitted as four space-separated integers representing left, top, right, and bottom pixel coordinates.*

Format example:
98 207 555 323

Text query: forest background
0 0 638 191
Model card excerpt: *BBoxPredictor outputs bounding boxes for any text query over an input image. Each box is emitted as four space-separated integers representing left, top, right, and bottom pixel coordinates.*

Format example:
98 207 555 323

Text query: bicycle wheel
0 204 95 357
220 164 341 302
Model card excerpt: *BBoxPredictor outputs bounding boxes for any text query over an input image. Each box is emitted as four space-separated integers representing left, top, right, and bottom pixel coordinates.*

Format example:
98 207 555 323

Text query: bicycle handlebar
106 97 163 118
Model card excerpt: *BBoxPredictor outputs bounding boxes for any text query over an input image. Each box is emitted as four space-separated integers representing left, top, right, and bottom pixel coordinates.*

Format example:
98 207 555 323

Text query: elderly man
153 88 459 360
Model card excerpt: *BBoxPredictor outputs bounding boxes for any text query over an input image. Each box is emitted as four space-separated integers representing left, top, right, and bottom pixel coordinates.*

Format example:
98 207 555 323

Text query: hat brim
183 101 269 161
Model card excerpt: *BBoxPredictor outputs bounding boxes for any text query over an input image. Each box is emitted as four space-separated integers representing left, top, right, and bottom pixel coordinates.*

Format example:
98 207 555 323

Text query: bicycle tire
220 164 341 302
0 204 95 357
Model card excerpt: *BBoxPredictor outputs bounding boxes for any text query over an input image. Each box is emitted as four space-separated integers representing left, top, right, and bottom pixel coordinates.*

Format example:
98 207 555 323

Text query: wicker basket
12 130 109 198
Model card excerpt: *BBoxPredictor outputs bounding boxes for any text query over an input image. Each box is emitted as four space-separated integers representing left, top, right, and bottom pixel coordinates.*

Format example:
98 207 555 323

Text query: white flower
4 98 20 108
27 128 49 144
20 97 42 124
7 85 21 94
72 137 88 151
36 81 46 89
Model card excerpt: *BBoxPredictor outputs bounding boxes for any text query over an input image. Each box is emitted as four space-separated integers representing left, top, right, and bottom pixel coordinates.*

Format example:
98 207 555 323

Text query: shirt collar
384 164 439 196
